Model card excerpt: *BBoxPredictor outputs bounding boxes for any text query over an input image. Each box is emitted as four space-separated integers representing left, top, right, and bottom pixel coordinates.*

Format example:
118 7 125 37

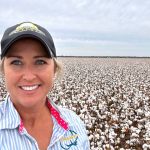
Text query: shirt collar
46 99 68 130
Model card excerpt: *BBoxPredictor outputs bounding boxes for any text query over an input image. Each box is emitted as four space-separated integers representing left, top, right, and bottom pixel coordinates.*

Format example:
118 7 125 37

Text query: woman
0 22 90 150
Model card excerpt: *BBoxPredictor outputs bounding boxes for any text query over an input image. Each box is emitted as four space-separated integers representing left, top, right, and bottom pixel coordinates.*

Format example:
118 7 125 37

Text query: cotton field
1 57 150 150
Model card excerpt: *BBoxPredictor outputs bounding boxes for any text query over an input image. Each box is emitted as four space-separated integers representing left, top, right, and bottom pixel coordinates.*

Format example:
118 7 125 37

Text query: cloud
0 0 150 56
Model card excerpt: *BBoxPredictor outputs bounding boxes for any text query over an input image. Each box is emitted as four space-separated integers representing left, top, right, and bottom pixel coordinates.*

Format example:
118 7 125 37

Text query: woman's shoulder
58 106 85 127
59 106 79 118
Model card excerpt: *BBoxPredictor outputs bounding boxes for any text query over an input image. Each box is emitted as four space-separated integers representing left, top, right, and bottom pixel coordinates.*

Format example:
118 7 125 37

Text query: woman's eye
35 59 46 65
11 60 22 65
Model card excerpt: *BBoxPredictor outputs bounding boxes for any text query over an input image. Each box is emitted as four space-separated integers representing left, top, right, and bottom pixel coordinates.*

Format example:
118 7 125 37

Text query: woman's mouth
20 85 40 91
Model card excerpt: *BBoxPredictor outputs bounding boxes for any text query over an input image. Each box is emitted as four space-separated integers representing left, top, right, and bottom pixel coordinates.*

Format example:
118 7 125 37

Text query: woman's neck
14 100 51 128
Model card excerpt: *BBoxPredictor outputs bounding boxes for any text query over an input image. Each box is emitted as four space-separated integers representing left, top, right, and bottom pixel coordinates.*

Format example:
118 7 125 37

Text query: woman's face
3 38 55 108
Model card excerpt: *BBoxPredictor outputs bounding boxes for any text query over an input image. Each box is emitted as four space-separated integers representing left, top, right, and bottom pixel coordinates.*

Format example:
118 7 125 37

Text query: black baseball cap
0 22 56 59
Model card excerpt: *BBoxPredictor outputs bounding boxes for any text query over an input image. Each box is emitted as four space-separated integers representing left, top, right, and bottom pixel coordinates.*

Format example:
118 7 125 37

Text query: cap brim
1 32 53 59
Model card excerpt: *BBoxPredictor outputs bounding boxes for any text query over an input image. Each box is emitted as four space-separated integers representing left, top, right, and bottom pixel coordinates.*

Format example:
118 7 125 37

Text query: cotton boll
143 143 150 150
94 134 100 140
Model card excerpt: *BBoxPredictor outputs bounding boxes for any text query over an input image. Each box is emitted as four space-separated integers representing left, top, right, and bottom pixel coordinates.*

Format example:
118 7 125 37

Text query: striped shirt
0 94 90 150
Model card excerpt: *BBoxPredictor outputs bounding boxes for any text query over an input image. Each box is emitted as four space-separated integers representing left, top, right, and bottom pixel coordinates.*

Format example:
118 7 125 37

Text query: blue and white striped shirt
0 95 90 150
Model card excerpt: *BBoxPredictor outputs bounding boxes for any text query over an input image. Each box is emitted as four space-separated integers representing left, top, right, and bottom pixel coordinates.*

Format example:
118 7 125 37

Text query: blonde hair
53 58 63 80
0 58 4 75
0 57 63 80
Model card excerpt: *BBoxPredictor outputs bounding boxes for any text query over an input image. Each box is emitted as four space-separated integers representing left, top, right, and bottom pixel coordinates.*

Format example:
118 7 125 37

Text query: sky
0 0 150 57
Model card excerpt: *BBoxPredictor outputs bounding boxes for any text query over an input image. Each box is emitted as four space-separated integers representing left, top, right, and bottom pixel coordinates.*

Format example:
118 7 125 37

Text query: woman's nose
22 66 36 81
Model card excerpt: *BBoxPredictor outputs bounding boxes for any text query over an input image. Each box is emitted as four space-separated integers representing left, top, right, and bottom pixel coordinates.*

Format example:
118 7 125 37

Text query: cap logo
9 23 46 36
